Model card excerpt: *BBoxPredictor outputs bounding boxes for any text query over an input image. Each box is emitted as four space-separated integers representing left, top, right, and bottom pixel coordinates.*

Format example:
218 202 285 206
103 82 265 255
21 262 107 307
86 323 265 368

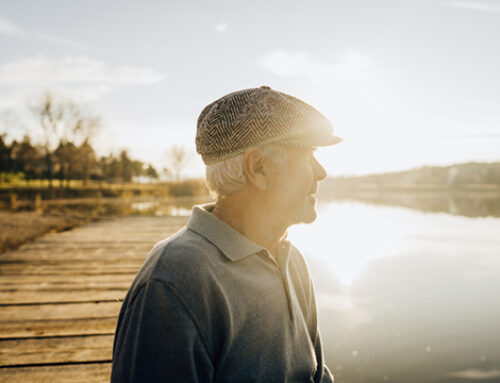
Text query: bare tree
30 93 63 188
30 92 101 188
66 101 101 146
165 145 192 182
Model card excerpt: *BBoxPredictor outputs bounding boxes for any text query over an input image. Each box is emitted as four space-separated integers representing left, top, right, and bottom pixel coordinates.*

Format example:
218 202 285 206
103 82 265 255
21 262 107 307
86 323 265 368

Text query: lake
287 200 500 383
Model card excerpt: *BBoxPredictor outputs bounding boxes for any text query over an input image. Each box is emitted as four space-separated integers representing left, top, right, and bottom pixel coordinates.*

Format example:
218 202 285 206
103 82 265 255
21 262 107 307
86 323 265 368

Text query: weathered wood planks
0 317 118 338
0 215 188 382
0 363 112 383
0 301 121 338
0 290 127 305
0 334 114 366
0 302 121 322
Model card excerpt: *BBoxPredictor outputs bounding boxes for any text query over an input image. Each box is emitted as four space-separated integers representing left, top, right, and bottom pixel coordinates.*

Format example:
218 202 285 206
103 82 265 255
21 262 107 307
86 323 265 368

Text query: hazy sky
1 0 499 177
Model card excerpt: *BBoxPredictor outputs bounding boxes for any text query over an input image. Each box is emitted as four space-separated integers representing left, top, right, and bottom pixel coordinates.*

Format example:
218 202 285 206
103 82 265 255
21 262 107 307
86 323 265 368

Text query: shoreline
0 211 100 254
0 196 212 253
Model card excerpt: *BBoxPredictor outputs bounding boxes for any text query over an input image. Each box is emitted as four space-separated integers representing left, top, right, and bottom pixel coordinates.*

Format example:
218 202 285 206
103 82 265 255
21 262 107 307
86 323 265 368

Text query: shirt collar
187 203 266 262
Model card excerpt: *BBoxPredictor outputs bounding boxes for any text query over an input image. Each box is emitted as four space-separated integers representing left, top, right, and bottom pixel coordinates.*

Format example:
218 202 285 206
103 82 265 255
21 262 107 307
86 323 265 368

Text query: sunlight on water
130 201 192 216
287 200 500 382
288 200 500 286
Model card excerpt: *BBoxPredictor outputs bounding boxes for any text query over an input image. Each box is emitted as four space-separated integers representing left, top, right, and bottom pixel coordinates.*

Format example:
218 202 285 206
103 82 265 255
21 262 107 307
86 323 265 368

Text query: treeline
343 162 500 185
0 133 159 186
1 92 162 187
320 162 500 196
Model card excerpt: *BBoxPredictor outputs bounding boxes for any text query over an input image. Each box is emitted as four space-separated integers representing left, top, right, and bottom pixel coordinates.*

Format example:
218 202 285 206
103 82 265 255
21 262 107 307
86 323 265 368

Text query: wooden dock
0 216 188 382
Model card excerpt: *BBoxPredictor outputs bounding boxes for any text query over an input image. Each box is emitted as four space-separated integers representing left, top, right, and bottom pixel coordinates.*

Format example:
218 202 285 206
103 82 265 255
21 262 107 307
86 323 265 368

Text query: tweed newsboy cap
196 86 342 165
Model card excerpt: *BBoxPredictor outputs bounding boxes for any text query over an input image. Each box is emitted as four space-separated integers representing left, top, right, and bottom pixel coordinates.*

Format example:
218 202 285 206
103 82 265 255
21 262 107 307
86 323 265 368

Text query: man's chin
284 197 319 226
299 198 318 224
301 210 317 224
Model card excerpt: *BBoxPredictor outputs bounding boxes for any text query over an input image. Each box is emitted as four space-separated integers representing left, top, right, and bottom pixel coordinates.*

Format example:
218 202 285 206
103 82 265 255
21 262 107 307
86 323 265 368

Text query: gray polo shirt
111 204 333 383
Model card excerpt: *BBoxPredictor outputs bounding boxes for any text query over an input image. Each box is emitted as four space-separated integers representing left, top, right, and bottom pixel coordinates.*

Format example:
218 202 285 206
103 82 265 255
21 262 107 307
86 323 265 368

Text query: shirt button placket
260 250 294 323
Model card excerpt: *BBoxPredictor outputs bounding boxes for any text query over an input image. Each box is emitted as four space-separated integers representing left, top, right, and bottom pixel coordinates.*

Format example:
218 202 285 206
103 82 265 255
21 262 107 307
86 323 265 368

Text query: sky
0 0 499 178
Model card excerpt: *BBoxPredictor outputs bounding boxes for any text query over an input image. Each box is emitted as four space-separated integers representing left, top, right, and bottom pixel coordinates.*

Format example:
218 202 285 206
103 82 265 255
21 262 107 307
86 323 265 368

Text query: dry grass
0 211 95 253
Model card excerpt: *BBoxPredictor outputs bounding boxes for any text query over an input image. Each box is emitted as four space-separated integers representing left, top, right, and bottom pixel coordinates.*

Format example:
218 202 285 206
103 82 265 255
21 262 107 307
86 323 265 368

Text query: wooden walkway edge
0 216 188 382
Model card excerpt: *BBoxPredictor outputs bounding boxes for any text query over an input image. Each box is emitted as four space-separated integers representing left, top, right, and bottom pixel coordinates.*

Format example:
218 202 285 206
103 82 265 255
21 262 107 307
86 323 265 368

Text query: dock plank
0 214 188 381
0 317 118 338
0 274 135 285
0 281 133 291
0 302 121 321
0 302 121 339
0 363 111 383
0 335 113 366
0 288 127 304
0 266 140 276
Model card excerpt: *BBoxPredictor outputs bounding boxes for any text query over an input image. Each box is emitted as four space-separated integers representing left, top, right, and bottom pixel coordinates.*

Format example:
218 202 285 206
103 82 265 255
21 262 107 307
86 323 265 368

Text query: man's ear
242 149 268 192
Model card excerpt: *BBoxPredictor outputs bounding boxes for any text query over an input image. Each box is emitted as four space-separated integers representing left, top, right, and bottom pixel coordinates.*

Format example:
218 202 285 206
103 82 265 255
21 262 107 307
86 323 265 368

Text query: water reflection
40 196 211 217
324 190 500 218
289 201 500 285
129 201 192 216
288 201 500 383
318 251 500 382
28 190 500 220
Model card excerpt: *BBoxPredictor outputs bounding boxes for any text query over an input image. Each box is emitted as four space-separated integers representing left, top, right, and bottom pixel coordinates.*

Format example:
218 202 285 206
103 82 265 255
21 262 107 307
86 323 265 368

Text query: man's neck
211 192 288 258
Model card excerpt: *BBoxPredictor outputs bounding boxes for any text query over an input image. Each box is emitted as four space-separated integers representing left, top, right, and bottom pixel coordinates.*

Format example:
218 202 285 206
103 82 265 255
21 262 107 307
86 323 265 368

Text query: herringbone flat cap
196 86 342 165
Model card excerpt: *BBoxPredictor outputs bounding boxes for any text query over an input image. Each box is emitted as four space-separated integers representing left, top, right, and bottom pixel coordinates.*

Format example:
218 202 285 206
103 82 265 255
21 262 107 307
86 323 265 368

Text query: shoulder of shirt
123 226 236 342
287 242 314 286
288 242 308 267
129 226 226 295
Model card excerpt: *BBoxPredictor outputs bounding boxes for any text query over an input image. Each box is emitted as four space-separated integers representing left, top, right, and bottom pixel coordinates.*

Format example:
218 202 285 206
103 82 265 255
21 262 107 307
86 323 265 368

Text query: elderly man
111 86 342 382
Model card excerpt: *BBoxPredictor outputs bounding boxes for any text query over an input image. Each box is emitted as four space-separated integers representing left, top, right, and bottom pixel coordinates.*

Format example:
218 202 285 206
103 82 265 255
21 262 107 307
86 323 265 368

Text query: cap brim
311 134 343 147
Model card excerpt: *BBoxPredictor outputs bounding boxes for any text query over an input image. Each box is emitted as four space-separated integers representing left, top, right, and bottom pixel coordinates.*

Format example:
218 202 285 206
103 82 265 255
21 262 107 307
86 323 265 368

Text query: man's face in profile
266 146 327 227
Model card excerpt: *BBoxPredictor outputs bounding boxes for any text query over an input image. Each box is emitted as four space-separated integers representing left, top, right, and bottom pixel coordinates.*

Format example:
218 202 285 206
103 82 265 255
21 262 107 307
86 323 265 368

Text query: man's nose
313 157 327 181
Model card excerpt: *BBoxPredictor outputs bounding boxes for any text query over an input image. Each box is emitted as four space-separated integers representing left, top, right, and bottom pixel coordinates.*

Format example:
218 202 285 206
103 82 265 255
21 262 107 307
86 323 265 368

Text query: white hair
205 144 286 198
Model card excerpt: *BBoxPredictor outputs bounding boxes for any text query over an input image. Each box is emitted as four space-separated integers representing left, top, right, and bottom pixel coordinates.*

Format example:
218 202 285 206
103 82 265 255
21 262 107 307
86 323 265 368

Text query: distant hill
320 162 500 196
318 162 500 218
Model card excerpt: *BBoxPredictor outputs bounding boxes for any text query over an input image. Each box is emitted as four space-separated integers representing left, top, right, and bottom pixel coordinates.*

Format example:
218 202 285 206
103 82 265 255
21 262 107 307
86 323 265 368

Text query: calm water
288 201 500 383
